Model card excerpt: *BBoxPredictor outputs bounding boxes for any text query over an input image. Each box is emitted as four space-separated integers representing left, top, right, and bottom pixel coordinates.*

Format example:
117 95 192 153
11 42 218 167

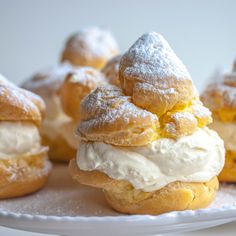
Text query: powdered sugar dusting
172 111 196 121
0 164 235 216
0 164 118 216
191 101 212 119
202 82 236 110
121 32 191 86
65 27 119 60
22 63 75 96
0 74 43 120
79 85 158 132
68 66 108 87
202 63 236 111
135 82 176 96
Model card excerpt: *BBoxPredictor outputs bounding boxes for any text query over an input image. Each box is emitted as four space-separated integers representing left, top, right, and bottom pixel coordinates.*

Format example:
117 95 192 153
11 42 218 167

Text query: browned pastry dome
61 27 119 69
59 67 108 121
0 74 44 126
102 55 122 87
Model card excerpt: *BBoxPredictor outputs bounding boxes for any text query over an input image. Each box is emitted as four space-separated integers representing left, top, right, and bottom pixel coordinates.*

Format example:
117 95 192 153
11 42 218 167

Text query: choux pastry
70 32 225 215
202 59 236 182
0 74 51 199
61 27 119 69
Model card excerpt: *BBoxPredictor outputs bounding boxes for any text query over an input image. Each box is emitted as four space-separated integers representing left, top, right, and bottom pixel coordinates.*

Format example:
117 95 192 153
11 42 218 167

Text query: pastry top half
74 32 225 193
22 63 108 154
59 66 108 121
61 26 119 69
78 32 212 145
201 59 236 155
0 74 45 126
0 74 48 161
201 59 236 122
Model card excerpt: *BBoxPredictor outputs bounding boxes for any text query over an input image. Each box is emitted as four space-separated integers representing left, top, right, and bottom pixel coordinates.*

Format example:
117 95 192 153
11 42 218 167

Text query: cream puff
61 27 119 69
69 32 225 215
0 74 51 199
22 64 108 162
59 66 108 121
201 59 236 182
22 63 77 162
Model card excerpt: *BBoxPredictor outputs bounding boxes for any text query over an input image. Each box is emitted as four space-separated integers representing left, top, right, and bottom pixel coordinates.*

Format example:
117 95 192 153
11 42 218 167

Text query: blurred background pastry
59 66 108 121
201 59 236 182
58 67 108 153
22 63 77 162
0 74 51 199
61 26 119 69
22 26 119 162
69 32 225 215
102 55 122 87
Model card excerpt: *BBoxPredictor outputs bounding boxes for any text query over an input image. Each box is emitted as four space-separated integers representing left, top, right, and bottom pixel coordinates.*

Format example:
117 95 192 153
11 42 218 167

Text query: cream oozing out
77 127 225 192
40 95 79 149
0 121 41 159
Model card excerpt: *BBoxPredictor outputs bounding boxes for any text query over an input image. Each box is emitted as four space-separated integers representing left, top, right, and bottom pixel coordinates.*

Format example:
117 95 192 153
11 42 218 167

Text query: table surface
1 221 236 236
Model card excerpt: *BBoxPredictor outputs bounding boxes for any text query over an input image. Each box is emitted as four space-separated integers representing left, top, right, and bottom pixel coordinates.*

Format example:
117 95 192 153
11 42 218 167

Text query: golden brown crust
119 33 196 117
201 61 236 122
59 67 107 120
160 100 212 138
0 74 45 125
0 148 51 199
78 86 211 144
77 33 211 145
102 55 121 87
42 135 76 162
78 86 160 146
69 159 218 215
61 27 119 69
218 150 236 182
201 83 236 122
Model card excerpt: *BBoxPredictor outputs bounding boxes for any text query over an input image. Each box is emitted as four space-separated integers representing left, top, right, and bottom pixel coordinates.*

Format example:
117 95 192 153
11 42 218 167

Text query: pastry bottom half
69 159 219 215
218 150 236 182
42 135 76 162
0 148 51 199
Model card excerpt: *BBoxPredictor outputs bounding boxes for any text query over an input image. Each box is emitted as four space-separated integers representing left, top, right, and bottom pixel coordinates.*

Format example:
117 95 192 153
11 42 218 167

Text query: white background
0 0 236 235
0 0 236 91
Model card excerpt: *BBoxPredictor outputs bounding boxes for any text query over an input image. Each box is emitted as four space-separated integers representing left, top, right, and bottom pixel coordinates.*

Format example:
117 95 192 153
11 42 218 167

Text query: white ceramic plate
0 164 236 236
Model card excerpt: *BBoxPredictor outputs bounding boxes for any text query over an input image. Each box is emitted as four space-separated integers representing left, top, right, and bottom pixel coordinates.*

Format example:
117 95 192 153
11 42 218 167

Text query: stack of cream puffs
202 59 236 182
69 32 225 215
0 74 51 199
22 26 119 162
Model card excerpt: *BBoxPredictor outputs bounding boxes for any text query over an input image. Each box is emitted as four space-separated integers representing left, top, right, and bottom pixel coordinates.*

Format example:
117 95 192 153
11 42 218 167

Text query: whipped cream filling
209 119 236 152
40 95 79 149
77 127 225 192
0 121 41 159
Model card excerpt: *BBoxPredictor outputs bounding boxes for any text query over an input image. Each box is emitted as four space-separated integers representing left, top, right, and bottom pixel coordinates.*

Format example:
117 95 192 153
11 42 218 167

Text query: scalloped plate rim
1 204 236 223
